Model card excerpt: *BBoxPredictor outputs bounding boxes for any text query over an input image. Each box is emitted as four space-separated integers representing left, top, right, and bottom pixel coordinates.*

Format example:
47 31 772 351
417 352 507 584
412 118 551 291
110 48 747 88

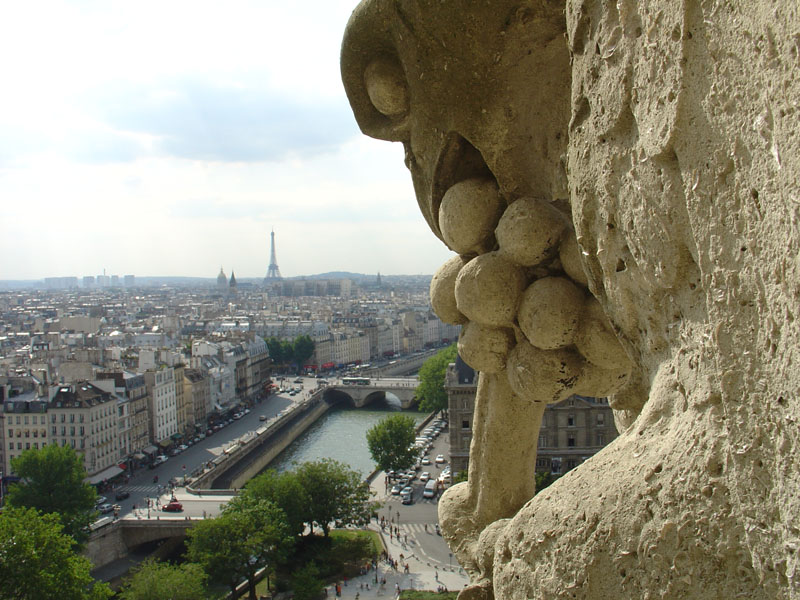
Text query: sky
0 0 454 281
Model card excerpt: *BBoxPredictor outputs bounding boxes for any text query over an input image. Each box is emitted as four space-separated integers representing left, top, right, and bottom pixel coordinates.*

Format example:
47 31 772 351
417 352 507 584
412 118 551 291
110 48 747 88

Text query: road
370 419 459 571
103 388 300 520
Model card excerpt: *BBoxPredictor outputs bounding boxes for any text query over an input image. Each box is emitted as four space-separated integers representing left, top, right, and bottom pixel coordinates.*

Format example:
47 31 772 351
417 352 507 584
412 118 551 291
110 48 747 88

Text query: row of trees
128 458 377 600
0 445 377 600
266 335 315 371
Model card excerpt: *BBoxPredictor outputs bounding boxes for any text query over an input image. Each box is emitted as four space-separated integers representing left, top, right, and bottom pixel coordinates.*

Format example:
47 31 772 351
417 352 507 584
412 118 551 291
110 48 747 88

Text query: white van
423 479 437 498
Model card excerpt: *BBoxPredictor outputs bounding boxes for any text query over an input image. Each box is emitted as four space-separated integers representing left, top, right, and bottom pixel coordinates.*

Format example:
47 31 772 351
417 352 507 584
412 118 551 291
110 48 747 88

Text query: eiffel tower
264 229 282 282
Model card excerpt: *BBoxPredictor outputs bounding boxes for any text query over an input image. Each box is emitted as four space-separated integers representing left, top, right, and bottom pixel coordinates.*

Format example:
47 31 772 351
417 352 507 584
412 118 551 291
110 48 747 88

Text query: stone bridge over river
324 377 419 409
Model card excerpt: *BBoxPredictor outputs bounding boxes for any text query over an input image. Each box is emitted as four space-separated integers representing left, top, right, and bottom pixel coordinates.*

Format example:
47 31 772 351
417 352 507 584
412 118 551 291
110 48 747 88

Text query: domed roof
217 267 227 286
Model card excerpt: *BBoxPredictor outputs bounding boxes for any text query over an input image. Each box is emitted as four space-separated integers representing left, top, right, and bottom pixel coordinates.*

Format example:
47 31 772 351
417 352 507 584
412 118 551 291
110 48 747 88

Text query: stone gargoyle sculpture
342 1 799 598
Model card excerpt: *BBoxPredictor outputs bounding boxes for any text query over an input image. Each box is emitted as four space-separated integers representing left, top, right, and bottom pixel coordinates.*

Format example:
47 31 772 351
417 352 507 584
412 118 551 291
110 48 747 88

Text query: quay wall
188 392 330 492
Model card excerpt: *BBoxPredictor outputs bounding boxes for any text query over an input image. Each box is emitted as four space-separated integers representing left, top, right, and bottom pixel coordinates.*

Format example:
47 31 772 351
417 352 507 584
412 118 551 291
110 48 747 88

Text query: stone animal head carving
342 1 799 598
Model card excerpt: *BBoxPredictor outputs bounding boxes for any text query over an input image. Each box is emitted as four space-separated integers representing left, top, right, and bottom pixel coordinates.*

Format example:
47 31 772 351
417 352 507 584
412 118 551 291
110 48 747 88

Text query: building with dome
216 267 227 290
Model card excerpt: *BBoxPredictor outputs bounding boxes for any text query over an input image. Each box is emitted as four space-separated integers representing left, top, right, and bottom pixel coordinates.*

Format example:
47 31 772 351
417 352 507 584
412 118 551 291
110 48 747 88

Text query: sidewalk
327 471 469 597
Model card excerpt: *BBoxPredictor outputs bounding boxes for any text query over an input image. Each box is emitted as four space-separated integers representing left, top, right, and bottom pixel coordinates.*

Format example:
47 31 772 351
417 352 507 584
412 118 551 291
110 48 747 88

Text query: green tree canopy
416 344 458 413
0 506 112 600
266 337 294 366
295 459 377 537
118 559 207 600
238 468 309 537
188 499 292 600
366 414 418 473
292 335 315 368
6 444 97 544
291 562 324 600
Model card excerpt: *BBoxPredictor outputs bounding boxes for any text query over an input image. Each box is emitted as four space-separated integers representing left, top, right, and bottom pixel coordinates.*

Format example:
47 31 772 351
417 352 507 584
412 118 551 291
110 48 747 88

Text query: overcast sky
0 0 453 280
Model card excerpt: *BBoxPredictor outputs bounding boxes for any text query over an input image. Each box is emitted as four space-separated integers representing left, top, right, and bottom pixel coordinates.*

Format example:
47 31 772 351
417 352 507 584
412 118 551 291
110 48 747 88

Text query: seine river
266 401 426 477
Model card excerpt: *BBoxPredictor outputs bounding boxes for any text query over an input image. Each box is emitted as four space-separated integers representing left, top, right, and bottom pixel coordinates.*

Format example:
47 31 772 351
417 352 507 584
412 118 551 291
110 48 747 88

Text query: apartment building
144 368 178 445
48 382 122 480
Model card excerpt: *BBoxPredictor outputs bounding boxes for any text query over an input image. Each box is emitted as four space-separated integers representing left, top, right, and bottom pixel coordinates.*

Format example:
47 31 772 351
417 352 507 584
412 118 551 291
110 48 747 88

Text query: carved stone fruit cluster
430 183 632 403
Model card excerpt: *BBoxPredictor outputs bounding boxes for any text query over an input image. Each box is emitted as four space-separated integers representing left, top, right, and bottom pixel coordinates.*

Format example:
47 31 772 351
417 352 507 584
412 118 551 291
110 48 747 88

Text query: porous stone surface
439 178 504 255
496 197 567 267
454 253 526 328
457 322 514 374
430 254 469 325
517 276 585 350
342 1 800 598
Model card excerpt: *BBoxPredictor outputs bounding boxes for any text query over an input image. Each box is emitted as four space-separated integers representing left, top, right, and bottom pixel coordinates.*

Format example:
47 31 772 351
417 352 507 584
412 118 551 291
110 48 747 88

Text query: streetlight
449 552 453 569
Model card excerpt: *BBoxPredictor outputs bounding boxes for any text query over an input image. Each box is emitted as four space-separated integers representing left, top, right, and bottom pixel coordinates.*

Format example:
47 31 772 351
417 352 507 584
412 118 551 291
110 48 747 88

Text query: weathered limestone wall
342 1 799 598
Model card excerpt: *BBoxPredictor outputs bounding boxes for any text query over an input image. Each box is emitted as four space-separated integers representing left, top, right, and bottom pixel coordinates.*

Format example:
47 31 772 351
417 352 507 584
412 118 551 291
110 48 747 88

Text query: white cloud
0 0 455 280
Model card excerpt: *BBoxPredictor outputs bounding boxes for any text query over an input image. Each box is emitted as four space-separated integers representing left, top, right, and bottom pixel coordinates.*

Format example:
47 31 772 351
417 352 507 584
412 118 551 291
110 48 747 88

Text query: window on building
51 426 56 436
15 416 20 425
70 427 75 436
7 429 11 438
597 413 605 426
566 459 577 470
61 426 66 436
80 414 84 423
17 442 22 450
568 435 576 447
7 442 12 450
60 414 65 423
23 416 28 425
567 414 575 427
24 430 29 438
80 426 84 436
538 434 547 448
597 433 605 446
462 420 470 430
70 414 75 423
33 430 38 438
33 443 38 449
70 439 76 448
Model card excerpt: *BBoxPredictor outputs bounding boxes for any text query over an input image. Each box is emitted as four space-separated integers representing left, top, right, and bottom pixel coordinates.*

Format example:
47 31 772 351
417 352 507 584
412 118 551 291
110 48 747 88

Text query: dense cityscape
0 271 460 483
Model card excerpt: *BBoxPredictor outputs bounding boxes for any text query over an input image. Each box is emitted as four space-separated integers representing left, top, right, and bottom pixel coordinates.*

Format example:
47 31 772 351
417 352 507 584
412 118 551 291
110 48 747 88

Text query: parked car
421 457 431 465
98 503 115 514
401 491 413 505
259 414 268 421
154 455 169 465
95 496 107 506
391 483 402 495
162 501 183 512
114 491 130 501
419 472 431 483
435 454 446 464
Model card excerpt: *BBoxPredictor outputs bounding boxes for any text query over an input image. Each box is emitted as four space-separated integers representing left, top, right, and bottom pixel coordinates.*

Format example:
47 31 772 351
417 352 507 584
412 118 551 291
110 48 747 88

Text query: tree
295 459 377 537
416 344 458 413
266 337 294 366
6 444 97 544
119 559 207 600
0 506 113 600
238 468 309 537
292 335 315 369
291 562 324 600
188 500 292 600
366 414 418 473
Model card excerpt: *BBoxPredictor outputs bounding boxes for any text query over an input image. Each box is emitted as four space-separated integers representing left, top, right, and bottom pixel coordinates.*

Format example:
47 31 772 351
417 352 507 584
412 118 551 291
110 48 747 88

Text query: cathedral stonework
342 1 799 598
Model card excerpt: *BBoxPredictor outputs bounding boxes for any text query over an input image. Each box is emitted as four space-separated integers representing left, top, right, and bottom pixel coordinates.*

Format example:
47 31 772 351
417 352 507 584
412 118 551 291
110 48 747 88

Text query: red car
162 501 183 512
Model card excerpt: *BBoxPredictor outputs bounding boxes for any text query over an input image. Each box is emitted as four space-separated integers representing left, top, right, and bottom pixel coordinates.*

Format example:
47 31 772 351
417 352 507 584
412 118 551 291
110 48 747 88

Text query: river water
266 401 427 478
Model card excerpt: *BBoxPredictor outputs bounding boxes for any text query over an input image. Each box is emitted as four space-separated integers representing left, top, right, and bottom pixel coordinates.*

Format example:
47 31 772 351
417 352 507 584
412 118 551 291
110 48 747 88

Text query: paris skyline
0 0 454 280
